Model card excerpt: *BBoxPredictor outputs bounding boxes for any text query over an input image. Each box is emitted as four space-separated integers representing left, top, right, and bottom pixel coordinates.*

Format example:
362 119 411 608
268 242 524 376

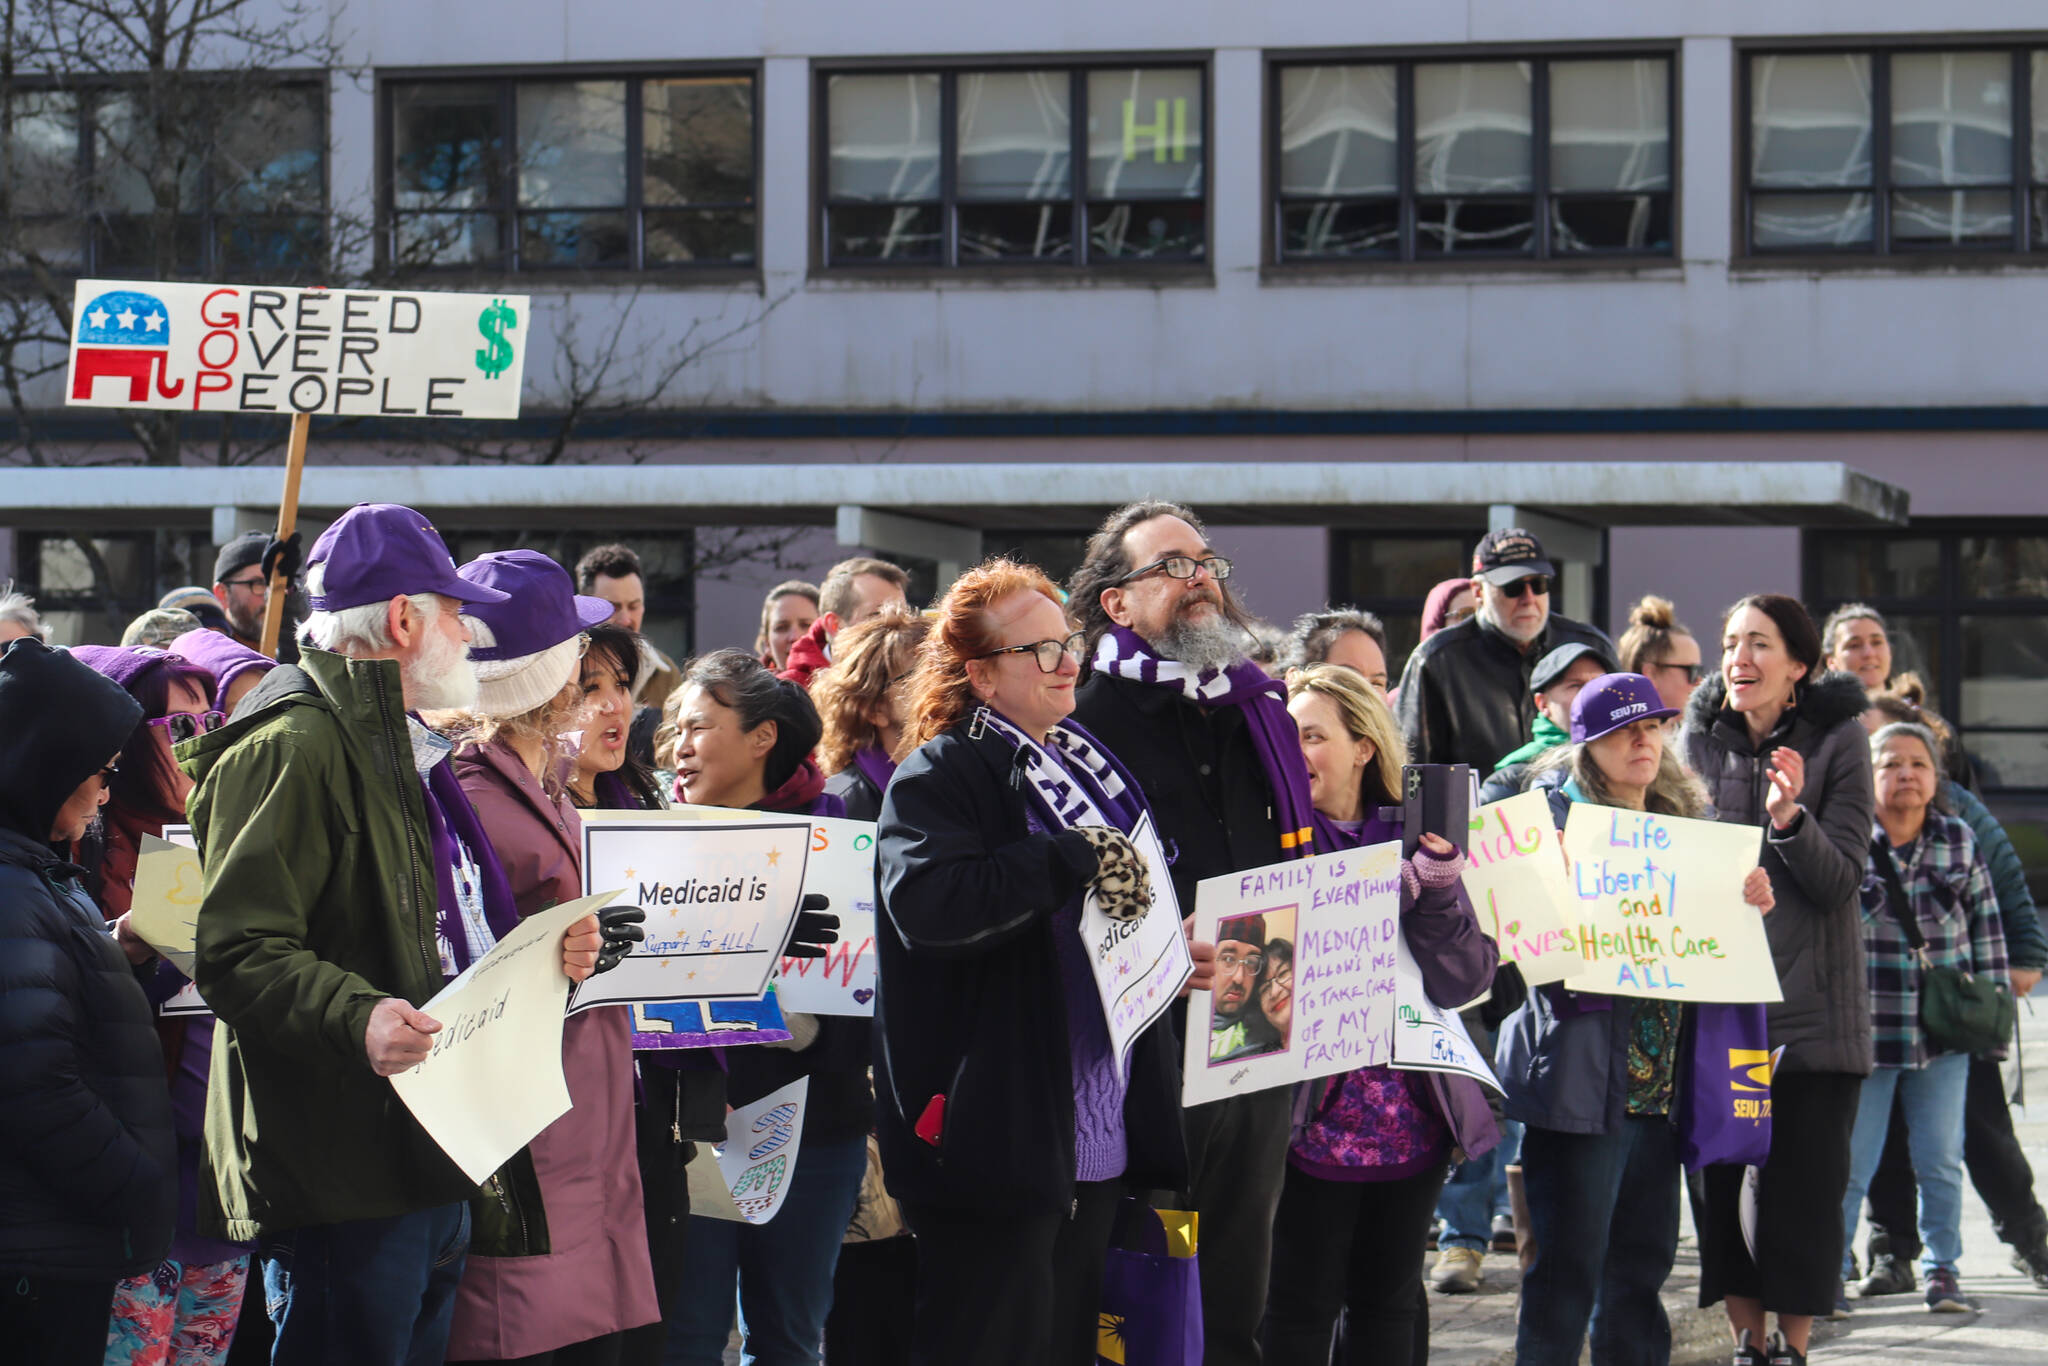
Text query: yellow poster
1460 791 1585 987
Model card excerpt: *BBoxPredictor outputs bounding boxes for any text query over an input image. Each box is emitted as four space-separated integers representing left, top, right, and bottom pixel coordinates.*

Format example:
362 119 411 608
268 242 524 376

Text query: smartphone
1401 763 1472 858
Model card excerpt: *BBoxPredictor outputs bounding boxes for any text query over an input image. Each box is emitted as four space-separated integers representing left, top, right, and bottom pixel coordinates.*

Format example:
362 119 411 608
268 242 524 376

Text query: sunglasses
1657 661 1705 684
147 711 227 743
974 631 1086 674
95 759 121 786
1498 576 1551 599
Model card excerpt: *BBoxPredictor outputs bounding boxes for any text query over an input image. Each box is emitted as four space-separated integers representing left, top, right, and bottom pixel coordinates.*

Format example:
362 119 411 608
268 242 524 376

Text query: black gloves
1477 962 1529 1031
261 531 303 585
594 903 647 975
1074 825 1152 923
784 893 840 959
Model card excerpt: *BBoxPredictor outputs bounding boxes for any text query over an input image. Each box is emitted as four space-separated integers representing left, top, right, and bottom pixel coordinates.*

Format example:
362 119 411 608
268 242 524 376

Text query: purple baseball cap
1571 672 1681 744
303 504 509 613
457 550 612 663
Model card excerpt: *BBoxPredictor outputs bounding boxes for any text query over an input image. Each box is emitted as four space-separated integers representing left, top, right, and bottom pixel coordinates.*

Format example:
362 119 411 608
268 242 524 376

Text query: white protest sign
685 1078 809 1224
388 891 620 1184
141 825 210 1018
1081 814 1192 1069
66 279 528 419
1559 805 1781 1003
654 806 882 1017
1183 841 1404 1107
1462 791 1586 987
571 816 811 1014
1391 927 1503 1094
130 831 203 978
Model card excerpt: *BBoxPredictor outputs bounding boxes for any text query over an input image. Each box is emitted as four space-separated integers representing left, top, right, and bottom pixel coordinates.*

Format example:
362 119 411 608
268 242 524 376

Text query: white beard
403 624 480 713
1156 612 1248 674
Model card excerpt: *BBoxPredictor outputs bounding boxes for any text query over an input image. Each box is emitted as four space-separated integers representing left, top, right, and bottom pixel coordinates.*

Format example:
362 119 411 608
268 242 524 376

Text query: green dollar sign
475 298 517 380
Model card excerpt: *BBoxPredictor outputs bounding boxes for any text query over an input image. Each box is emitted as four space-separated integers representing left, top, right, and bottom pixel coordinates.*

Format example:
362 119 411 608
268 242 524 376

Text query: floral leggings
105 1255 249 1366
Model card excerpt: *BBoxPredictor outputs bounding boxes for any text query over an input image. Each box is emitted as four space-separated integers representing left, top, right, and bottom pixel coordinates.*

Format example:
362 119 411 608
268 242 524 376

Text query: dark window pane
1750 54 1873 188
517 81 627 209
1280 198 1400 258
1815 535 1942 599
1415 62 1532 194
1550 59 1670 193
827 203 941 261
1960 537 2048 599
1086 199 1204 258
1277 65 1398 198
1551 194 1672 252
1961 616 2048 726
1336 534 1471 599
1415 197 1534 254
219 215 325 274
1890 52 2011 188
1 217 84 269
93 213 204 274
93 91 205 215
395 211 501 268
958 202 1073 261
643 76 754 206
957 71 1071 202
518 210 630 268
392 82 504 211
1961 731 2048 789
1086 68 1203 200
1751 192 1872 249
4 91 80 215
827 73 941 202
644 208 754 264
1881 614 1946 699
215 85 324 212
1891 189 2012 245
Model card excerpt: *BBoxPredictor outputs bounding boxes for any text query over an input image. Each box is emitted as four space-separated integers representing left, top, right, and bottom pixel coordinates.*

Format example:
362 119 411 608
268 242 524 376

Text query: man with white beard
1394 527 1615 777
179 503 608 1366
1069 501 1321 1366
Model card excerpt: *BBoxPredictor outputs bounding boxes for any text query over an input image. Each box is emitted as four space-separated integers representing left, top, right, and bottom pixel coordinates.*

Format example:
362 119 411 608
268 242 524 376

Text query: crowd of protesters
0 500 2040 1366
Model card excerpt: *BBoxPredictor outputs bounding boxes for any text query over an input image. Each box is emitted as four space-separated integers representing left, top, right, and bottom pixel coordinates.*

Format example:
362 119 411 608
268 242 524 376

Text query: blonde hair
901 559 1066 754
1616 595 1693 675
431 678 585 792
1537 731 1708 818
1286 663 1406 810
813 609 931 773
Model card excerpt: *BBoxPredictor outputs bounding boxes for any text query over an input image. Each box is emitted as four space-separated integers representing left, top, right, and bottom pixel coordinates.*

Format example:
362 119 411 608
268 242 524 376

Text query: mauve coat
445 739 661 1359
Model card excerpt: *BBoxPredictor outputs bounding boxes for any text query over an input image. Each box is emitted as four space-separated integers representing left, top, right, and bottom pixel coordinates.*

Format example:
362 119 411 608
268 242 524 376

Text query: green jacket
1494 712 1569 775
178 648 472 1240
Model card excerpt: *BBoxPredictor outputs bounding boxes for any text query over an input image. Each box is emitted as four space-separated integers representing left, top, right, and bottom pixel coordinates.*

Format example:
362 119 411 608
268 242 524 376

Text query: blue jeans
665 1135 868 1366
1841 1053 1971 1278
1436 1118 1522 1251
1516 1117 1680 1366
262 1201 469 1366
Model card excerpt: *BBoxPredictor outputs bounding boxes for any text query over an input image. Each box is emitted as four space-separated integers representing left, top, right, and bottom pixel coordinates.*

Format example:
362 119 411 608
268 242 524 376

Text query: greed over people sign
65 280 529 419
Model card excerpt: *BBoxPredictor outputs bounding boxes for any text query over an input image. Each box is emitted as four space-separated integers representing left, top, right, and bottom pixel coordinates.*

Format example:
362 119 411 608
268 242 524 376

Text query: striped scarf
977 709 1142 836
1091 626 1316 859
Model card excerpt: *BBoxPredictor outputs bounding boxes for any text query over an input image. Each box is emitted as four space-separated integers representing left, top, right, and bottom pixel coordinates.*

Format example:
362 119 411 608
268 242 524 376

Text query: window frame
1264 42 1681 270
810 52 1214 275
376 61 762 278
1738 37 2048 261
1 71 331 279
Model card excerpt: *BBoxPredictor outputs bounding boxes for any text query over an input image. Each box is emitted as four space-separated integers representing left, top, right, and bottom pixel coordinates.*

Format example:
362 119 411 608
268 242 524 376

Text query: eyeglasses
1217 950 1265 976
220 574 268 592
1115 554 1234 586
974 631 1086 674
95 760 121 785
1499 576 1551 599
147 711 227 743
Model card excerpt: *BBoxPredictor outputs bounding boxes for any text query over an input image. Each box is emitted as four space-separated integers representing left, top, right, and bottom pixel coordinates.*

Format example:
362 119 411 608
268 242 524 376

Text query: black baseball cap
213 531 270 585
1531 641 1616 694
1473 528 1556 585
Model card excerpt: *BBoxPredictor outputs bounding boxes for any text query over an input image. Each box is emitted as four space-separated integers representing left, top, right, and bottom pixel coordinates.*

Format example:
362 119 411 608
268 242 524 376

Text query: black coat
824 763 884 823
1395 613 1616 777
874 724 1187 1215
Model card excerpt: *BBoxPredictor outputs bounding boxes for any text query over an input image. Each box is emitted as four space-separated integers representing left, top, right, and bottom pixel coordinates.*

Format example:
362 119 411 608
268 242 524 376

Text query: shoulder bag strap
1871 836 1931 964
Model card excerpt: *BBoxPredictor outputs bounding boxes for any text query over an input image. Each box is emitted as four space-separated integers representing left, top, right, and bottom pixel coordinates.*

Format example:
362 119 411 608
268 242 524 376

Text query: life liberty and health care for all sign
66 280 529 418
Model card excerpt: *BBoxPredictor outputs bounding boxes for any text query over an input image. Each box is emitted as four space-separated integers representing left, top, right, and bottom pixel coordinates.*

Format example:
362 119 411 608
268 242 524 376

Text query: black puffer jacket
1681 670 1874 1076
0 639 175 1281
1395 612 1615 776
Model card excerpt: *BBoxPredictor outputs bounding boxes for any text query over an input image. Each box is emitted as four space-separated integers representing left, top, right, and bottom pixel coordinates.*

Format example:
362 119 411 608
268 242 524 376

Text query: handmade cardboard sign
1182 841 1404 1106
628 990 792 1052
685 1078 809 1224
1461 791 1586 987
1080 814 1193 1069
141 825 209 1018
66 280 529 418
1390 923 1503 1094
388 891 620 1184
571 816 811 1015
1559 805 1781 1003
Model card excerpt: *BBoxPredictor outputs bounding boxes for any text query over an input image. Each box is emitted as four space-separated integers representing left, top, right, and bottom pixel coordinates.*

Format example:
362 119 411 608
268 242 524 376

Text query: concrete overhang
0 460 1908 532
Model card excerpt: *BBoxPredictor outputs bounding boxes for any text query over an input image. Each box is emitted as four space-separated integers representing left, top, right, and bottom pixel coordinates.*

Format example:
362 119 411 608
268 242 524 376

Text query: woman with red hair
873 559 1191 1366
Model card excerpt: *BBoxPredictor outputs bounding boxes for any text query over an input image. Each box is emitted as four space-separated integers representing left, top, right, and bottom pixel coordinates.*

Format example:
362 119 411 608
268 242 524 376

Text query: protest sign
571 816 811 1015
1080 814 1193 1069
66 280 529 419
627 990 792 1051
140 826 210 1018
1391 925 1503 1095
1461 791 1585 987
389 891 621 1184
1183 841 1404 1107
1559 805 1781 1003
685 1078 809 1224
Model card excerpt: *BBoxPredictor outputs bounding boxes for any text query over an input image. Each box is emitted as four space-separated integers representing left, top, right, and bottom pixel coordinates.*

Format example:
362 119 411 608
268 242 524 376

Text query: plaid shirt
1860 811 2009 1069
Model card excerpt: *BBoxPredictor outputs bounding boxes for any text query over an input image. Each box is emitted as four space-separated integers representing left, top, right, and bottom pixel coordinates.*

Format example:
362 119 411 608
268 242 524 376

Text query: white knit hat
470 618 584 719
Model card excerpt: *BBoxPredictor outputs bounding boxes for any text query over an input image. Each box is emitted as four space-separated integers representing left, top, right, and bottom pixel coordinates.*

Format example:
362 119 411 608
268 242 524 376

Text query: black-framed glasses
95 760 120 785
1115 554 1233 586
974 631 1086 674
1499 576 1551 599
220 574 268 592
147 711 227 743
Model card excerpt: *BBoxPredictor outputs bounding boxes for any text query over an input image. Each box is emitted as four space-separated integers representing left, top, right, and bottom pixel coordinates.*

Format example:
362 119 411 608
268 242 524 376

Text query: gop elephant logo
71 288 183 401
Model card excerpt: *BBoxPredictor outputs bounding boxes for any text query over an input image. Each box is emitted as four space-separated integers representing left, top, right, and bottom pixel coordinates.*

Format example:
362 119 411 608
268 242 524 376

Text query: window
819 62 1206 267
385 71 756 272
1273 52 1672 262
18 530 217 646
1808 524 2048 791
1329 532 1480 677
1 81 325 276
1743 46 2048 254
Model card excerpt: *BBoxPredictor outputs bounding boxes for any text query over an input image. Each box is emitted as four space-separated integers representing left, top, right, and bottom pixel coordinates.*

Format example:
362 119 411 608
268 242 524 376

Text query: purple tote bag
1096 1200 1202 1366
1675 1002 1775 1170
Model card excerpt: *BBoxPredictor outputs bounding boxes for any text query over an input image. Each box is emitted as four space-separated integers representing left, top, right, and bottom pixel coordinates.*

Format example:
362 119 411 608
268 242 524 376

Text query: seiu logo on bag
1727 1048 1774 1123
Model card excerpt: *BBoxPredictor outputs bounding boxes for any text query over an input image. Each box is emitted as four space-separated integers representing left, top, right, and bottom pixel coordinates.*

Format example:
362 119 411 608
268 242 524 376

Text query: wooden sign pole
257 411 311 659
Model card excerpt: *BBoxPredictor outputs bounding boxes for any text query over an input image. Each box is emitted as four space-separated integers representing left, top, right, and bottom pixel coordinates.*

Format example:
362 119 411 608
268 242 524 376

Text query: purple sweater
1027 802 1128 1184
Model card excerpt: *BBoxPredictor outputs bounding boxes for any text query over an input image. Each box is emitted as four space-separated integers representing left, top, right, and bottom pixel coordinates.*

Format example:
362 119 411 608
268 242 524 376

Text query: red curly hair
901 558 1068 754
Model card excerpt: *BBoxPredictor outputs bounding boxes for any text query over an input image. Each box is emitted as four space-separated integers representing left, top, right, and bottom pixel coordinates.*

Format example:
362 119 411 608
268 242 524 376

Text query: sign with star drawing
568 816 814 1016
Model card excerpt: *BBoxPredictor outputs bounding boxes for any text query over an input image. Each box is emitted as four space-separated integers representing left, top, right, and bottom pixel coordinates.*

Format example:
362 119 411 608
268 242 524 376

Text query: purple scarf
420 758 520 974
1311 808 1401 856
1092 625 1317 859
979 711 1147 838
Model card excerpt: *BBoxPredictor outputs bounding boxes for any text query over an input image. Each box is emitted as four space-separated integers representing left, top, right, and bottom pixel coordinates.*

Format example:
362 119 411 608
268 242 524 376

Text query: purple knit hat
170 629 278 710
70 644 216 706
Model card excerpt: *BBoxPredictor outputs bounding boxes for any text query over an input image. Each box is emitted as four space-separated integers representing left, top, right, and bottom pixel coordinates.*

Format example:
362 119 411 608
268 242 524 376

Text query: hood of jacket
0 639 144 843
1686 668 1870 750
